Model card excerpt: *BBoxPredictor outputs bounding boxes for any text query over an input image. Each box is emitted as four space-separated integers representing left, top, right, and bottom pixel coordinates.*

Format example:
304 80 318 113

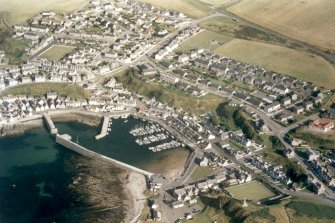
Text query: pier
56 134 154 177
43 113 58 135
95 116 110 140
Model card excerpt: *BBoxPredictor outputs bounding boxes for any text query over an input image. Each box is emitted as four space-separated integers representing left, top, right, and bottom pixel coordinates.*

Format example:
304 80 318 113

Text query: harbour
0 116 191 223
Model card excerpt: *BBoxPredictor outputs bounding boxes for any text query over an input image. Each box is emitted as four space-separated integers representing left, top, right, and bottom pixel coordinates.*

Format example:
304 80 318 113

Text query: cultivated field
199 0 233 7
228 0 335 50
39 45 75 61
225 181 274 200
1 83 90 99
214 39 335 89
178 30 232 52
0 0 88 25
137 0 211 19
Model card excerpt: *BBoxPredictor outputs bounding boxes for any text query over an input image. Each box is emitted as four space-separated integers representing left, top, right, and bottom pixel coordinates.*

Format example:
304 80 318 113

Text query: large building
309 118 334 132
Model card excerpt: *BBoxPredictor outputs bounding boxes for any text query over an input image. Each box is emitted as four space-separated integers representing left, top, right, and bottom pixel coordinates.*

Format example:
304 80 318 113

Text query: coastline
125 172 147 223
0 111 189 222
0 109 102 137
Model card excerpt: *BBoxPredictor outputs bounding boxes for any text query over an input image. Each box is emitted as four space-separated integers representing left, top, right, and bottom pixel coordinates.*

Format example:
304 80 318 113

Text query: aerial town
0 0 335 222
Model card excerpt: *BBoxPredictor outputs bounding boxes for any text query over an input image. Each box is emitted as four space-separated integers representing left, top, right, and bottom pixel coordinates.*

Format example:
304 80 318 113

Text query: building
309 118 334 132
171 200 184 209
264 102 281 113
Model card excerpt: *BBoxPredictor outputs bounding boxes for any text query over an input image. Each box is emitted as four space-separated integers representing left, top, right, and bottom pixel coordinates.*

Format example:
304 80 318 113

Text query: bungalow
171 201 184 209
273 84 290 95
303 101 313 110
291 105 304 114
193 58 210 69
276 112 294 122
281 97 291 106
243 76 254 85
264 102 281 113
248 98 263 108
263 82 274 91
178 54 189 63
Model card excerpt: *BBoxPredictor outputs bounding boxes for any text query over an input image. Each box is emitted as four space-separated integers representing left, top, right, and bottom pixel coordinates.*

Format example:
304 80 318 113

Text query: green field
0 0 88 25
225 181 274 200
228 0 335 51
214 39 335 89
115 70 226 116
291 126 335 150
199 0 233 7
40 45 75 61
285 199 335 223
0 83 90 99
138 0 211 19
178 30 232 52
191 166 213 179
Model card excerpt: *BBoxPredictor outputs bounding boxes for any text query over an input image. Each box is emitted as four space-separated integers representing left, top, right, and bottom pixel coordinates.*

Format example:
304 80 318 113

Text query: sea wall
56 134 154 177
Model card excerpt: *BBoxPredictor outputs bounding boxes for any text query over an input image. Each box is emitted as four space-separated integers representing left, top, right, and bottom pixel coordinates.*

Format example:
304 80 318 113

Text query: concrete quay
42 113 58 134
56 133 154 177
95 116 110 140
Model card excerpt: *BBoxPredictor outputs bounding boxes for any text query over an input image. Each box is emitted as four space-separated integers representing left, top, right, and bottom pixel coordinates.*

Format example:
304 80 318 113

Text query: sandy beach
125 172 147 223
143 148 191 178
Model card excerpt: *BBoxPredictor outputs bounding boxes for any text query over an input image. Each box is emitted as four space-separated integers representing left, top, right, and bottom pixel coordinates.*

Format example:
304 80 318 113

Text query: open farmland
199 0 233 7
214 39 335 89
225 181 274 200
137 0 211 19
228 0 335 51
178 30 232 52
0 0 88 25
39 45 75 61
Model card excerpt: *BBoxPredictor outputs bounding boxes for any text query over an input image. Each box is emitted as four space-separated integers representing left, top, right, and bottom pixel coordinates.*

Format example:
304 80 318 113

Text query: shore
125 172 147 223
67 155 130 223
143 147 191 178
0 110 102 136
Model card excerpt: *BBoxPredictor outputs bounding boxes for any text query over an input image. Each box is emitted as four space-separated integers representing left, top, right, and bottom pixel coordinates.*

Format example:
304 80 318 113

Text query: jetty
95 116 110 140
43 113 58 135
56 134 154 177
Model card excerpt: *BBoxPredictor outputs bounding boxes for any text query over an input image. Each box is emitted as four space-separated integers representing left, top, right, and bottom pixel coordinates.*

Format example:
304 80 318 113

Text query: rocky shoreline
0 111 148 222
65 155 130 223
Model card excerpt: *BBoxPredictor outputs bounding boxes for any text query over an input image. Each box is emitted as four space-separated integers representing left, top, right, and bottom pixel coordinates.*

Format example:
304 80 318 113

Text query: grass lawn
228 0 335 51
225 181 274 201
191 166 213 180
214 39 335 89
39 45 75 61
0 83 90 99
178 30 232 52
0 0 88 25
138 0 211 19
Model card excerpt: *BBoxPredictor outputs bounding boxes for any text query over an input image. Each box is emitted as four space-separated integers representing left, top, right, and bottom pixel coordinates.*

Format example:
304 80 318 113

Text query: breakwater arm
56 134 154 177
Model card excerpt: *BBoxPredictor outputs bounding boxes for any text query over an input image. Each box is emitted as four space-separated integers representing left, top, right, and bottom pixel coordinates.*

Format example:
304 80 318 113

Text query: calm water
0 117 187 222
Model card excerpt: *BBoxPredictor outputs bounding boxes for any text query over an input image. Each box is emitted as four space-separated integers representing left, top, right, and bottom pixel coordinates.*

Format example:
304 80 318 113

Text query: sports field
138 0 211 19
178 30 232 52
225 181 274 200
214 39 335 89
228 0 335 50
40 45 75 61
0 0 88 25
